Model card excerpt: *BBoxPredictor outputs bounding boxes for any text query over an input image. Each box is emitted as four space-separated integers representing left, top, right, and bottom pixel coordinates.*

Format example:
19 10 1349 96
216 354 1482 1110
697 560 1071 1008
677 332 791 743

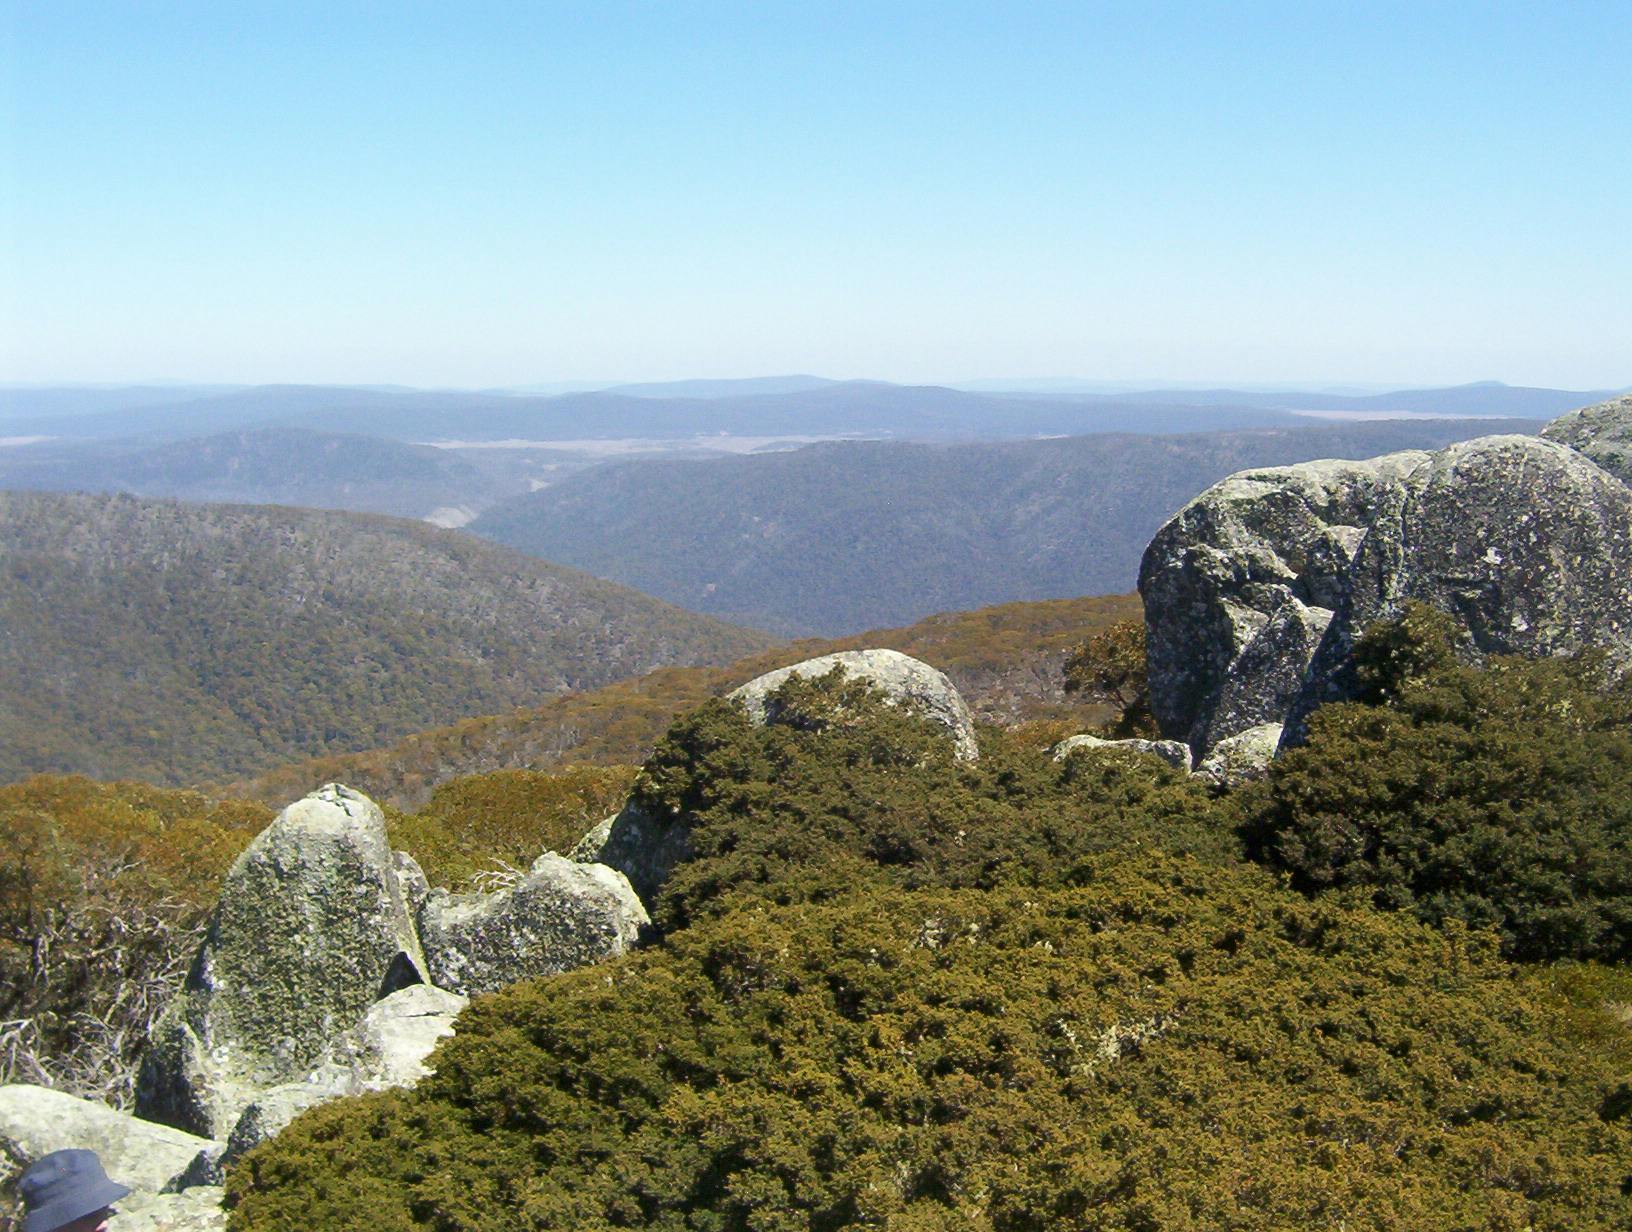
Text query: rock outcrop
1052 734 1191 771
419 854 647 995
1141 401 1632 759
1192 724 1283 788
138 784 426 1139
730 649 981 761
1139 452 1429 754
139 778 643 1145
1288 434 1632 735
15 777 663 1227
1540 392 1632 486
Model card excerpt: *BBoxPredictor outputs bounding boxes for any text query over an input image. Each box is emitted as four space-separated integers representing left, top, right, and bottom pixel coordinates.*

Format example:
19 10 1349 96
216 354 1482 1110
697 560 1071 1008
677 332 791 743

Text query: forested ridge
0 492 773 786
0 428 497 520
229 593 1141 808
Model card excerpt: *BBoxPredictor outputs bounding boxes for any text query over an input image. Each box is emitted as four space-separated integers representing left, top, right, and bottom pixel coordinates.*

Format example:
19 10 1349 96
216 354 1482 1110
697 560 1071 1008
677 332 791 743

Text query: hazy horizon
1 375 1625 399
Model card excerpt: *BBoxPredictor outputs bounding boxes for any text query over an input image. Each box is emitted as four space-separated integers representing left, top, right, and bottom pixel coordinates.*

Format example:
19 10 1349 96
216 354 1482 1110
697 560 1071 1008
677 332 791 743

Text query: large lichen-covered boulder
0 1085 214 1196
418 854 647 995
1290 435 1632 733
729 649 980 761
1540 392 1632 485
1139 452 1429 753
137 784 426 1139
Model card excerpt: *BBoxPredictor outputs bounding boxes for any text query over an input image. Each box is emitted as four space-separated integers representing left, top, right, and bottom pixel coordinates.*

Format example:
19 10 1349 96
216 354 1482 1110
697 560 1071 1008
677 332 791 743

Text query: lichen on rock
418 853 647 995
1139 452 1428 753
137 784 427 1138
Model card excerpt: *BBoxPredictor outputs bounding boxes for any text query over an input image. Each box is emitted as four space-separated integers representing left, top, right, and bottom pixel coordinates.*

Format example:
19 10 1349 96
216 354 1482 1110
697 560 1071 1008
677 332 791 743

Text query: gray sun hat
17 1150 129 1232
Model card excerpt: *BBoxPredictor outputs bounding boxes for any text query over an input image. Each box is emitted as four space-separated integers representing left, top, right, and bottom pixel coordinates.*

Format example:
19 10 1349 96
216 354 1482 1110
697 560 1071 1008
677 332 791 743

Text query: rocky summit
1140 394 1632 757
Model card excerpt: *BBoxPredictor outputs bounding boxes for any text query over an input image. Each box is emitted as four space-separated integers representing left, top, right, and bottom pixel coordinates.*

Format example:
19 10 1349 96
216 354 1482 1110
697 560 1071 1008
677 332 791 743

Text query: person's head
16 1151 129 1232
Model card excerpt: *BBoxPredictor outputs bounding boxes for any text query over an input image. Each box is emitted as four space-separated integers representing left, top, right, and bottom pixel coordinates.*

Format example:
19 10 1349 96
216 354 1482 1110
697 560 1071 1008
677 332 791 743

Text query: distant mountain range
3 378 1605 446
0 492 773 786
0 381 1306 443
469 417 1545 637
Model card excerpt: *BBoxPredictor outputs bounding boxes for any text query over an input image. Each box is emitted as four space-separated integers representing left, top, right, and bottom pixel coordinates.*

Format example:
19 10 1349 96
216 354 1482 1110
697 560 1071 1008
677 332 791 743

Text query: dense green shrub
630 669 1232 930
227 855 1632 1231
1239 606 1632 961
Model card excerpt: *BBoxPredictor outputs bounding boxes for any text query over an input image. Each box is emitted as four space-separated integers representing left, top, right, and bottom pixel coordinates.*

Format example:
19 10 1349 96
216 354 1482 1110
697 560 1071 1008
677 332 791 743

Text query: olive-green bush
0 776 269 1103
1239 605 1632 961
227 857 1632 1231
386 765 638 891
630 669 1231 931
226 671 1632 1229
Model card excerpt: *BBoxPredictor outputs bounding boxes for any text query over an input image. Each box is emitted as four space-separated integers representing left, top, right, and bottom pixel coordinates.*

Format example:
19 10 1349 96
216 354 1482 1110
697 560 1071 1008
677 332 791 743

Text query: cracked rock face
1289 434 1632 734
730 649 980 761
1193 724 1283 788
1138 452 1429 752
418 854 647 995
137 784 427 1139
571 802 693 909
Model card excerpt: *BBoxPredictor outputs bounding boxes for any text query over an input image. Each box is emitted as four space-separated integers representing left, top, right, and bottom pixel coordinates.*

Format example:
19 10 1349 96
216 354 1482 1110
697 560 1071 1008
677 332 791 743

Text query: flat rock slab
0 1084 214 1195
111 1186 226 1232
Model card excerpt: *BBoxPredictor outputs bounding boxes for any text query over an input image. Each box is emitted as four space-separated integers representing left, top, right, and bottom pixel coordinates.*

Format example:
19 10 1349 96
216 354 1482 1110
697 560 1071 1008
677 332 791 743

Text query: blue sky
2 1 1628 388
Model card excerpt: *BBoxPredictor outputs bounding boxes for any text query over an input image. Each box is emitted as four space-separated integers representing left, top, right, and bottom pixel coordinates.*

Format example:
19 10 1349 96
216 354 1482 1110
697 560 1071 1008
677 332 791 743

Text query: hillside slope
471 418 1541 636
0 492 774 785
229 592 1141 808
